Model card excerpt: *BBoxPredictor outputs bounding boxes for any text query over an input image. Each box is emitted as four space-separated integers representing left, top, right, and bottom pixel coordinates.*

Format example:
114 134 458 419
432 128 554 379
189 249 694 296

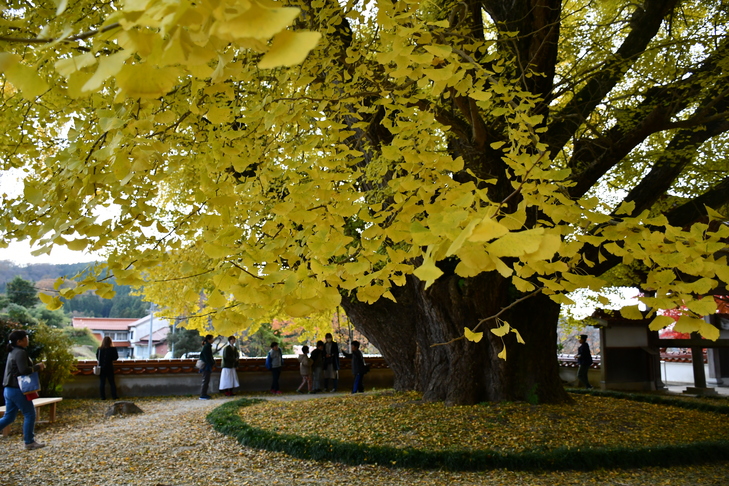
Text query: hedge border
207 395 729 472
567 388 729 415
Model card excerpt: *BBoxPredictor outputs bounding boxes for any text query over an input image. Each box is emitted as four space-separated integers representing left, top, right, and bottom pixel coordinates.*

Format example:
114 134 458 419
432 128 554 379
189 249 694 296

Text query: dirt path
0 395 725 485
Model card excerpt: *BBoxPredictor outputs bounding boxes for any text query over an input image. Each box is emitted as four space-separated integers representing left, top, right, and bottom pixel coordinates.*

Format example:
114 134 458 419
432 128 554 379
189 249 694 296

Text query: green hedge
567 388 729 415
208 396 729 471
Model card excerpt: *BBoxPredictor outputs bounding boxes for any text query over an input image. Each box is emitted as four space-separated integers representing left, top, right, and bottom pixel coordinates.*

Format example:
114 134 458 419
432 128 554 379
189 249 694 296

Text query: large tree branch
666 176 729 228
623 97 729 217
545 0 679 156
566 36 729 198
483 0 562 103
578 176 729 279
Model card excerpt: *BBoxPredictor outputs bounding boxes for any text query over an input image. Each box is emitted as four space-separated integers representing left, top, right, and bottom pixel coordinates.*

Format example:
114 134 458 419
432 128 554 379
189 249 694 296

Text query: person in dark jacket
96 336 119 400
323 332 340 392
199 334 215 400
576 334 593 389
309 340 325 393
0 330 47 450
350 340 366 394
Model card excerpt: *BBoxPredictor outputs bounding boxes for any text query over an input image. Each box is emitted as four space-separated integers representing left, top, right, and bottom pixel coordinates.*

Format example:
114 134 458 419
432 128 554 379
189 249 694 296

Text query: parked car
182 352 201 359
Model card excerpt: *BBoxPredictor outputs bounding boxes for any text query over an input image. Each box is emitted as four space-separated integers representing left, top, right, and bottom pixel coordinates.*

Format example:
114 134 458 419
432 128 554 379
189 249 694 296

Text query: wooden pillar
683 333 717 396
690 345 707 388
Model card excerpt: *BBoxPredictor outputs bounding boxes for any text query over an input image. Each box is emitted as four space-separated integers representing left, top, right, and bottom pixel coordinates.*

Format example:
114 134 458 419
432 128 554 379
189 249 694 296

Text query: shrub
63 326 100 348
33 322 76 396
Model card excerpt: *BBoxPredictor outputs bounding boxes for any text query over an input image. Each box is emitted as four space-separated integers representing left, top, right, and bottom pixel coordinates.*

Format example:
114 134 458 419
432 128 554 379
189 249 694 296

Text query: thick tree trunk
341 274 570 405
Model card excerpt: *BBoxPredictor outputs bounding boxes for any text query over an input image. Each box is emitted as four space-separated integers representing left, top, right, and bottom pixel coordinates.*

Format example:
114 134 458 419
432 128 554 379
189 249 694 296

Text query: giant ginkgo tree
2 0 728 405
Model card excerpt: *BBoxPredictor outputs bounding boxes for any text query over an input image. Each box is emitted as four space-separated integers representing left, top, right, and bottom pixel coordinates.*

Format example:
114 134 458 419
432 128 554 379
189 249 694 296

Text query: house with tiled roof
128 314 170 358
72 317 138 358
72 314 170 359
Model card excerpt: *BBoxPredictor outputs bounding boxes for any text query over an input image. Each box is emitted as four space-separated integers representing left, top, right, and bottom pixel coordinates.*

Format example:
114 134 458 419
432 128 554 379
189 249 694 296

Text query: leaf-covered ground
238 391 729 453
0 393 727 485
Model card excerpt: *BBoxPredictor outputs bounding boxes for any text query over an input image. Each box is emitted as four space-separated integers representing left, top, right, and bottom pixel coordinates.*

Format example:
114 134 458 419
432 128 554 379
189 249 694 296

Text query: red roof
72 317 138 331
134 327 170 344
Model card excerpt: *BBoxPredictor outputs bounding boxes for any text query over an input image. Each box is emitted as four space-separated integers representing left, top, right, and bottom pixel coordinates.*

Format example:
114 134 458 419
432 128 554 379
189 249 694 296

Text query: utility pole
147 302 155 359
171 317 178 357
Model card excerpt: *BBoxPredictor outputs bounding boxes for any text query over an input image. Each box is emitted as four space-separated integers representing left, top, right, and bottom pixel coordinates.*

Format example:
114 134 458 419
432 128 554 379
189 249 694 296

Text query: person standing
199 334 215 400
0 330 47 450
576 334 594 389
350 340 366 394
323 332 340 392
309 340 325 393
296 346 313 394
219 336 240 396
267 342 283 394
96 336 119 400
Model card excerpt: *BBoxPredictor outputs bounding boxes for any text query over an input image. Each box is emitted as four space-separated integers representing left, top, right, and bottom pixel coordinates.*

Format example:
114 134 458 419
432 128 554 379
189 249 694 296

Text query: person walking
0 330 47 450
576 334 594 389
219 336 240 396
323 333 340 392
199 334 215 400
266 342 283 394
350 340 366 394
296 346 313 394
96 336 119 400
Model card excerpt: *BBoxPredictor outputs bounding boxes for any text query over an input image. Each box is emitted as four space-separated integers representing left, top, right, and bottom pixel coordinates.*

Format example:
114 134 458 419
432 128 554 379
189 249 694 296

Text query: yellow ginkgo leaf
685 298 717 316
55 53 97 78
116 64 181 98
258 31 322 69
648 315 675 331
490 322 510 337
699 321 720 341
464 327 483 343
620 305 643 320
512 327 525 344
674 314 704 334
468 217 509 242
82 50 131 93
212 2 300 41
704 205 725 221
38 292 63 311
497 346 507 360
413 257 443 289
0 53 49 99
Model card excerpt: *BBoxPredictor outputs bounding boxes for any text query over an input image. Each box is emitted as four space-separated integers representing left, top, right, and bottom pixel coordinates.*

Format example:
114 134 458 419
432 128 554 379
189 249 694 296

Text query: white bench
0 397 63 436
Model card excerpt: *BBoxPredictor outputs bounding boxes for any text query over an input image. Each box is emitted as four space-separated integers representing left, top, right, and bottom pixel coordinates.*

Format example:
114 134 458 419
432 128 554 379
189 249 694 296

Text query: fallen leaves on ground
0 394 726 485
238 391 729 453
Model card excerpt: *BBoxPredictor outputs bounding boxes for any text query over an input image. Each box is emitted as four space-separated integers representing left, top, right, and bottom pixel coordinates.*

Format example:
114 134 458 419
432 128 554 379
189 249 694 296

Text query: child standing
297 346 313 393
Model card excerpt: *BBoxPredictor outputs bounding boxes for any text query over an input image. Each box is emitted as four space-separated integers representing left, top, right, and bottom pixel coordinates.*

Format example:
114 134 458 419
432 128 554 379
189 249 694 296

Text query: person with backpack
266 342 283 394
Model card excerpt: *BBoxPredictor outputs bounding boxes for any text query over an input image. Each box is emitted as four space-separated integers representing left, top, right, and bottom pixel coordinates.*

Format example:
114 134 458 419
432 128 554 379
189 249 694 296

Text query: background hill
0 260 148 318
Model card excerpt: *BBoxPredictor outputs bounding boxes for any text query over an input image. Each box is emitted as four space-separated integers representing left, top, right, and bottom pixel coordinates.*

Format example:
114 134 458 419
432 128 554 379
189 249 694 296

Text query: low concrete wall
660 360 711 385
558 366 601 387
71 356 679 398
66 357 394 398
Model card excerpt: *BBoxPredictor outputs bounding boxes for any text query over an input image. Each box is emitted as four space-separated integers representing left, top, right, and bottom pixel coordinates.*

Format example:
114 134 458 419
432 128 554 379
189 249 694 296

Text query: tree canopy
1 0 728 401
